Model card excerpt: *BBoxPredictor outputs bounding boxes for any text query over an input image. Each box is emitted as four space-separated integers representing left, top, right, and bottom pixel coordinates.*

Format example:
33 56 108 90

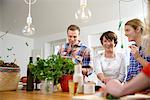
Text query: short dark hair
67 24 80 34
100 31 118 47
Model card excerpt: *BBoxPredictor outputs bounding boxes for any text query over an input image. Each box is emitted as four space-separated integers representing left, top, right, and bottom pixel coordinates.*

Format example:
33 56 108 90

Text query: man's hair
67 24 80 34
100 31 118 47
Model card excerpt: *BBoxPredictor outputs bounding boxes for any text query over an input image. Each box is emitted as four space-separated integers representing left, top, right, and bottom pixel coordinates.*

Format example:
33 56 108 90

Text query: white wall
34 18 131 53
0 0 2 31
34 27 90 58
0 33 3 55
34 18 125 50
0 32 34 77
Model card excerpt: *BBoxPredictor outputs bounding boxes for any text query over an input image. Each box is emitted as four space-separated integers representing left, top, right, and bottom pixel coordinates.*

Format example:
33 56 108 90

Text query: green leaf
29 54 75 85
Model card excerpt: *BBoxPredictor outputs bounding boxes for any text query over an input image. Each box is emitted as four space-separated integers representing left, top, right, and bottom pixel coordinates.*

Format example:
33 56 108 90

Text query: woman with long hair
105 0 150 97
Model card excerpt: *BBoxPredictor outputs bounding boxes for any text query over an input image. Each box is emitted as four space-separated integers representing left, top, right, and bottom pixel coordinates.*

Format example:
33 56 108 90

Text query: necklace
104 52 115 58
104 56 116 68
101 52 116 68
105 58 112 67
106 62 111 67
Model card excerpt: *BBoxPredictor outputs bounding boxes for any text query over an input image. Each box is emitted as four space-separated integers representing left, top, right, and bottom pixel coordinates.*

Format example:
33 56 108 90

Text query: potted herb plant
29 54 75 92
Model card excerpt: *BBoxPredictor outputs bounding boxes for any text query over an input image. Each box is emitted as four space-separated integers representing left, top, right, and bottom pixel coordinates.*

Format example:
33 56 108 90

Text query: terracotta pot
59 75 73 92
21 77 27 83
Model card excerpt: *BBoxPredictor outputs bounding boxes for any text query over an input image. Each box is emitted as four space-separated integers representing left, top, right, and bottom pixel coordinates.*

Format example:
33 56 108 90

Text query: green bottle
34 57 40 90
26 57 34 91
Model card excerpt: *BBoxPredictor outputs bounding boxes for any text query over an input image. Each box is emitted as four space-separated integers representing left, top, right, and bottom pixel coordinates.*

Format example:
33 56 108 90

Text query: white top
93 52 126 82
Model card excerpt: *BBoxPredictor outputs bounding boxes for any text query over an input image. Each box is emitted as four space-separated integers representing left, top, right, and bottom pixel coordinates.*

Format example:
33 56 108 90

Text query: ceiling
0 0 143 38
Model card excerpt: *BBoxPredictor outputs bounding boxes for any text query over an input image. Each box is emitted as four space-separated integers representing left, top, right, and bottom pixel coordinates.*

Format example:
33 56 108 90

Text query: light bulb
23 0 37 36
75 6 91 23
75 0 91 22
22 24 35 36
22 16 35 36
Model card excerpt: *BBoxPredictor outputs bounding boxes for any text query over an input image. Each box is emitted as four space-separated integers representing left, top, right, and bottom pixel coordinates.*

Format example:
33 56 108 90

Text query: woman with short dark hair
93 31 126 85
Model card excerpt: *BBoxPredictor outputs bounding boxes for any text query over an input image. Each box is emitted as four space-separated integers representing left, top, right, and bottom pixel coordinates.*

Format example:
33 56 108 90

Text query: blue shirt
126 46 150 81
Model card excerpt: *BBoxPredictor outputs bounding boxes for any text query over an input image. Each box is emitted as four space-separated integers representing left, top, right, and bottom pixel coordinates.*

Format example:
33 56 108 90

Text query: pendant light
75 0 92 23
22 0 37 36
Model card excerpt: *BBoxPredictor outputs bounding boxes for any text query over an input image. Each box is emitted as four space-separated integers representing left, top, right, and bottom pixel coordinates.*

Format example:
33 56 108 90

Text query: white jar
84 82 95 94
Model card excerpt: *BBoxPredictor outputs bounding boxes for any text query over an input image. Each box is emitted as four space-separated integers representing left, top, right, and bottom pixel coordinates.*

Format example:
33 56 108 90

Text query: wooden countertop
0 90 106 100
0 90 149 100
0 90 72 100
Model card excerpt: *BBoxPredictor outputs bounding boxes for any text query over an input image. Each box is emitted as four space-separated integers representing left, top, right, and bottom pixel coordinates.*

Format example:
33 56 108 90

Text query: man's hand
82 68 92 76
82 68 88 76
66 44 72 54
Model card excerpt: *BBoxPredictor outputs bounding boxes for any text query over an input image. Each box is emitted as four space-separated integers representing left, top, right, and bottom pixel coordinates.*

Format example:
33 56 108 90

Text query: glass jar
40 79 53 95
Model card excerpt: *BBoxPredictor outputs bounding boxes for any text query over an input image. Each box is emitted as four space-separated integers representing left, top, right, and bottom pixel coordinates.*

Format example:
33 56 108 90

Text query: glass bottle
73 64 83 93
26 57 34 91
34 57 40 90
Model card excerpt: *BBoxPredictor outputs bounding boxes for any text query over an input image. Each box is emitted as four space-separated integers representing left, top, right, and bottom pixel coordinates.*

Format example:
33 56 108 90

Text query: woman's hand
99 74 112 84
130 45 141 60
102 77 112 84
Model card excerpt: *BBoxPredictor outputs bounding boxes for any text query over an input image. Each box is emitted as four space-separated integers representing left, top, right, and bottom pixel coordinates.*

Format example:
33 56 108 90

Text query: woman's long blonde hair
125 18 144 34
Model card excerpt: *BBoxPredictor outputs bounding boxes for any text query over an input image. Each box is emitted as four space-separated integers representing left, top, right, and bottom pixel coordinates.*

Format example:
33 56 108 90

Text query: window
49 39 66 55
92 46 104 57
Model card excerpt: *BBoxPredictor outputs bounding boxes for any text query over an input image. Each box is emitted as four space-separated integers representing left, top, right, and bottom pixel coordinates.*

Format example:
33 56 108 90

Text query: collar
139 46 142 51
67 40 82 47
101 51 116 61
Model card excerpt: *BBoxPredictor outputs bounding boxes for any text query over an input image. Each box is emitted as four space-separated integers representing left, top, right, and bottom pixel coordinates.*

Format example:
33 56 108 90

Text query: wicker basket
0 67 20 91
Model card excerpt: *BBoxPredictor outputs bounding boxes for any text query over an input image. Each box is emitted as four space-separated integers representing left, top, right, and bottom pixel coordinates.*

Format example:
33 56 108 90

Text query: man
58 24 92 76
